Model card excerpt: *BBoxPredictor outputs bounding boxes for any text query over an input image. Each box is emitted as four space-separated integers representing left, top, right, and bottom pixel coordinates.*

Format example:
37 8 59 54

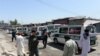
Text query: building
52 18 69 25
40 22 53 26
52 16 100 25
93 23 100 33
22 24 35 27
0 22 10 29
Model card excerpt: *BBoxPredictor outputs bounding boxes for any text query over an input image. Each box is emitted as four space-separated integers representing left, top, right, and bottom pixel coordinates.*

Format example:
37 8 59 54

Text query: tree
10 19 19 25
0 20 4 24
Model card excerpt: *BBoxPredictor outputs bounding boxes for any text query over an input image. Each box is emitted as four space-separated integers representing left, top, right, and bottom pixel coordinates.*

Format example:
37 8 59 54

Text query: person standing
28 30 39 56
12 29 16 42
63 36 77 56
16 33 26 56
80 29 91 56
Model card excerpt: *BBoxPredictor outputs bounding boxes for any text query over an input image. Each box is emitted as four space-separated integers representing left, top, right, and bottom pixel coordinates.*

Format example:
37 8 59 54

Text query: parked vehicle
7 28 16 34
46 24 62 37
51 24 97 46
16 27 31 36
32 26 47 40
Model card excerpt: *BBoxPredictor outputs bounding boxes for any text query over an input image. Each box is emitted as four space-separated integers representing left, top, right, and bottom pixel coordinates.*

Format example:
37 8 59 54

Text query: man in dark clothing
43 33 48 48
28 30 39 56
42 29 48 48
12 30 16 42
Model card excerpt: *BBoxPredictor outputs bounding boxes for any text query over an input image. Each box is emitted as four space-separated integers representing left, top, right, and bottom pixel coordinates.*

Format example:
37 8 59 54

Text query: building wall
52 18 85 25
94 23 100 33
68 19 85 25
53 18 69 25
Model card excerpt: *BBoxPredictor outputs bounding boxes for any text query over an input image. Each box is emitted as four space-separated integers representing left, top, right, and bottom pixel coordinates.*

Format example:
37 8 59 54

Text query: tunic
63 39 77 56
80 35 90 56
16 35 25 56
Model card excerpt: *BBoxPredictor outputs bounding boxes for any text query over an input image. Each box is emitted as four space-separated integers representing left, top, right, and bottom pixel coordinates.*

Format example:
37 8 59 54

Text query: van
32 26 47 40
46 24 61 37
51 25 97 46
16 27 30 36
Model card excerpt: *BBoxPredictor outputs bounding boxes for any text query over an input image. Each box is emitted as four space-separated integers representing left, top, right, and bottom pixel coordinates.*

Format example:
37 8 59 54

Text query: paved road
0 30 100 56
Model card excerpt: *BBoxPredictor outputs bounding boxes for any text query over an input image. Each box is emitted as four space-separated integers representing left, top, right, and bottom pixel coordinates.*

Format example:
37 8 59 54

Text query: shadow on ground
2 52 15 56
47 42 96 55
47 42 64 51
89 48 96 53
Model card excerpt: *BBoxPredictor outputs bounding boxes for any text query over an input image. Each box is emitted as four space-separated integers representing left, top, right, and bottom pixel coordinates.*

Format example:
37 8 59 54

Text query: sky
0 0 100 24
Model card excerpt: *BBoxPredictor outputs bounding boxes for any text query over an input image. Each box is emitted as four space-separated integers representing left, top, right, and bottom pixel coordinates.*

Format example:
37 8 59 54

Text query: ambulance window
47 26 54 30
69 27 81 34
24 28 26 30
50 30 55 33
39 28 42 31
55 25 60 29
86 26 95 33
32 27 37 31
39 27 45 31
70 35 80 40
54 34 60 37
59 27 68 33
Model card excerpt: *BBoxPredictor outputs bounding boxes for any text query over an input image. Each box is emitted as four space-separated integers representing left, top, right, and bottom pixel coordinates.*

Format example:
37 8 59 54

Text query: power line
35 0 81 15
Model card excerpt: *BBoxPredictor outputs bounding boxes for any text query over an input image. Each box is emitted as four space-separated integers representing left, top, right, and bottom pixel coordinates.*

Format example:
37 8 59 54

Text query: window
70 35 80 40
17 28 22 30
47 26 54 30
69 27 81 34
54 34 60 37
59 27 68 33
86 25 96 33
24 28 26 30
39 27 45 31
55 25 60 29
32 27 37 31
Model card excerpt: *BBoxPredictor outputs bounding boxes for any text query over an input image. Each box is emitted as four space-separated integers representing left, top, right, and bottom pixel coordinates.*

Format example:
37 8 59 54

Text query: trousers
29 49 39 56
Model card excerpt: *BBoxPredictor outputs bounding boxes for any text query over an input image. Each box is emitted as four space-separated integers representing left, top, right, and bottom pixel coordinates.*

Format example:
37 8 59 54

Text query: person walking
28 30 39 56
43 31 48 48
42 29 48 48
16 33 26 56
63 36 77 56
12 29 16 42
80 29 91 56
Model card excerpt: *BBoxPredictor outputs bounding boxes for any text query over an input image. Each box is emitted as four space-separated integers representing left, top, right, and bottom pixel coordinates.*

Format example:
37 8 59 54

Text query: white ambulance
51 19 100 46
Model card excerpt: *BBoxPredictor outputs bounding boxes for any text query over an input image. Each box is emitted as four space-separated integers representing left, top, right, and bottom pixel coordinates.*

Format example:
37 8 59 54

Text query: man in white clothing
80 29 90 56
63 36 77 56
16 33 26 56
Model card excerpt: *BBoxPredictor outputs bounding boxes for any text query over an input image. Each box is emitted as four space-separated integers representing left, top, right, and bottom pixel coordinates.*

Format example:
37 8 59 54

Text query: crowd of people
11 29 91 56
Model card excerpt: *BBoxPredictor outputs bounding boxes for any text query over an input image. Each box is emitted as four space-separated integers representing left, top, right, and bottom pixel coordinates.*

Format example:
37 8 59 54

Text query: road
0 30 100 56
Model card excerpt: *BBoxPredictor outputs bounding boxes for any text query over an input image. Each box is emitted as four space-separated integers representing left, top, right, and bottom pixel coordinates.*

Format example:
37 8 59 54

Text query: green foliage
10 19 20 25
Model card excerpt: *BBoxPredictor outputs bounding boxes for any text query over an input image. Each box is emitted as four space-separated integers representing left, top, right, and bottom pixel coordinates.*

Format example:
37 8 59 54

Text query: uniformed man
28 30 39 56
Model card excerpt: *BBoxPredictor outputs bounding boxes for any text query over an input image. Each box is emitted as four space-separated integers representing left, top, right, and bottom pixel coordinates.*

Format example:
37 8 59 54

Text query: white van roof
60 25 82 28
84 20 100 27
